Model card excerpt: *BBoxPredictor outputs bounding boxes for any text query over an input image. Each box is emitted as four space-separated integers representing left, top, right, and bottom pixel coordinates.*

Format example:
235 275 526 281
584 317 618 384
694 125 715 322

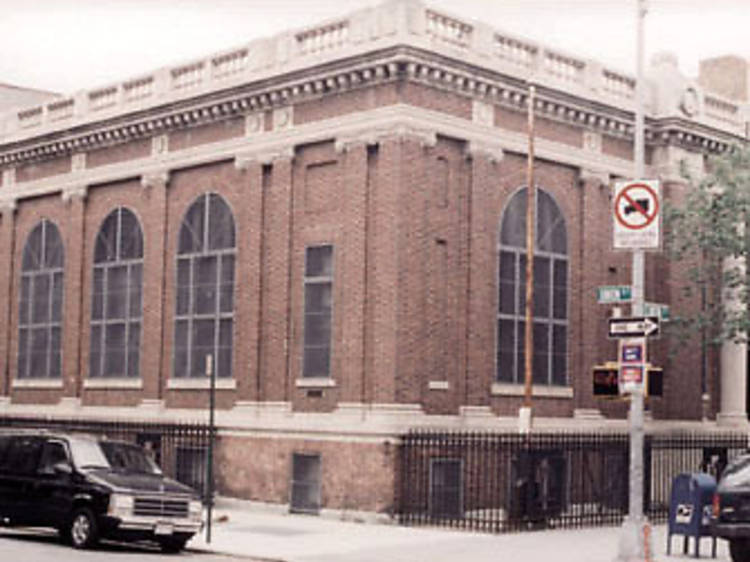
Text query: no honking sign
613 180 661 250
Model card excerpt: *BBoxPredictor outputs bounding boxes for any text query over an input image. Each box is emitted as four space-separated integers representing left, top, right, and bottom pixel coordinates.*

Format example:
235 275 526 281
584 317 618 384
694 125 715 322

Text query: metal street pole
520 83 536 433
206 353 215 544
616 1 652 560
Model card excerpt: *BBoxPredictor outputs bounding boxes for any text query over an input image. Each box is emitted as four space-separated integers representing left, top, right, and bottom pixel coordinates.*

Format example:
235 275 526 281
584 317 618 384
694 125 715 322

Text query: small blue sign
621 343 644 363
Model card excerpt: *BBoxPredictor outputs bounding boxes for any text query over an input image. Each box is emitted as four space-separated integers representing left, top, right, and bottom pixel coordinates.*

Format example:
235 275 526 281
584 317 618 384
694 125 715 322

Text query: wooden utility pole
520 83 536 432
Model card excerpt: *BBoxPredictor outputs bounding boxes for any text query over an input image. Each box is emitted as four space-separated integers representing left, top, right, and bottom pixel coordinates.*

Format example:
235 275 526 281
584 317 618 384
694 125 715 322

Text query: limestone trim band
166 378 238 390
491 382 574 399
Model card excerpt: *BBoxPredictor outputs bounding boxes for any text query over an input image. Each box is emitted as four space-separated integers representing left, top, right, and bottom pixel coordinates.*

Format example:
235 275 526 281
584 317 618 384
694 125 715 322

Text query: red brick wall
0 75 710 422
16 157 71 183
216 435 396 513
294 84 400 125
168 117 245 151
87 139 151 168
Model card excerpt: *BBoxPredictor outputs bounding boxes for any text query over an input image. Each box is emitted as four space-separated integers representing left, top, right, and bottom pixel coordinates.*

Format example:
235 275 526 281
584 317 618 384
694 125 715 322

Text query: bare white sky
1 0 748 95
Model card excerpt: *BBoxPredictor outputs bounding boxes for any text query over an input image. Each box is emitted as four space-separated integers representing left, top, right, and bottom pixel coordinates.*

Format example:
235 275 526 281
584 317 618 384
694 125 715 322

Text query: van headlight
189 500 202 520
108 493 134 518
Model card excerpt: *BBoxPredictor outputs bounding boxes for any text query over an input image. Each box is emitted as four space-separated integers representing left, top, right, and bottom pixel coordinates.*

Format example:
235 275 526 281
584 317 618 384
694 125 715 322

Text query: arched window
497 188 568 385
90 208 144 378
174 193 235 378
18 220 64 379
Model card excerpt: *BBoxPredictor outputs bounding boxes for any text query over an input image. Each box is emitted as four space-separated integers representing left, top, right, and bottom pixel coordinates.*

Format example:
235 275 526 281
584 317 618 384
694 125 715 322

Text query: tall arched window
174 193 235 378
497 188 568 385
18 220 64 379
90 208 144 378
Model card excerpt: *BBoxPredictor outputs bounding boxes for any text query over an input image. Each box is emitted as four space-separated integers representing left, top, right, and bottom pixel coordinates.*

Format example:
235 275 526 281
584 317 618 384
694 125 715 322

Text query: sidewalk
188 498 730 562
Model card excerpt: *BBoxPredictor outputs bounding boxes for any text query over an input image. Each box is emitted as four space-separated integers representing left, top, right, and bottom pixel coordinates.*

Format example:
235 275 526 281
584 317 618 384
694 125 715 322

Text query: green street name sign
597 285 633 304
643 302 670 322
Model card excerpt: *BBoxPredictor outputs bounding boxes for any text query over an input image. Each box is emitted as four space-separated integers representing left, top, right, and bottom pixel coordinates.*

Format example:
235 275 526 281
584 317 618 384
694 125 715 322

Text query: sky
0 0 748 96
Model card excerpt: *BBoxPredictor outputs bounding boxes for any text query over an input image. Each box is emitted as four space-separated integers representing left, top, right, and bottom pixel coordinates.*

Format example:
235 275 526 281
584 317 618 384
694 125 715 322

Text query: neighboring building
0 0 748 516
0 83 58 112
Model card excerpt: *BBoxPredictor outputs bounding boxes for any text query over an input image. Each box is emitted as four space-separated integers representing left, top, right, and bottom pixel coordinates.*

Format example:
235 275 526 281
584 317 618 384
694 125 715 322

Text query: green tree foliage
665 144 750 346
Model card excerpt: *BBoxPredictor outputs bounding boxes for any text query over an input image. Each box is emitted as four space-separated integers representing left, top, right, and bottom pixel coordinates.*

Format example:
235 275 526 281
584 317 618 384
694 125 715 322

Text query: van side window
5 436 43 475
39 440 70 472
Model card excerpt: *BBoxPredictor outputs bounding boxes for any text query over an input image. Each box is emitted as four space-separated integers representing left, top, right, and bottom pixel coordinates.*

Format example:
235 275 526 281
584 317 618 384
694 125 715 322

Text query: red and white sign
620 365 644 386
613 180 661 250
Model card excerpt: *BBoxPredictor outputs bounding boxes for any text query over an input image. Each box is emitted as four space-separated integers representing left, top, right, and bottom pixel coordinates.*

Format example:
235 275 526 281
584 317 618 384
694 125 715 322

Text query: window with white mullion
174 193 235 379
496 188 568 386
90 208 143 379
303 245 334 378
18 220 64 379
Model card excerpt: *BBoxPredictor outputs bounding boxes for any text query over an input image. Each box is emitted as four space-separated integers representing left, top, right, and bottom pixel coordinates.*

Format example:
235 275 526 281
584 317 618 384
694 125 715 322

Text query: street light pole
616 1 652 560
206 353 215 544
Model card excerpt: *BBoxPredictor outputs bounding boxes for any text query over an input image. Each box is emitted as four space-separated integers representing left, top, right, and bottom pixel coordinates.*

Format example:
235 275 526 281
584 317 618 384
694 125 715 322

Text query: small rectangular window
290 453 321 514
303 246 333 378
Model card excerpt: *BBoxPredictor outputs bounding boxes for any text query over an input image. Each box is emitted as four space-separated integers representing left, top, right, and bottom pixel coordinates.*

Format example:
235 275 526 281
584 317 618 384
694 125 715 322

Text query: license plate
155 522 173 535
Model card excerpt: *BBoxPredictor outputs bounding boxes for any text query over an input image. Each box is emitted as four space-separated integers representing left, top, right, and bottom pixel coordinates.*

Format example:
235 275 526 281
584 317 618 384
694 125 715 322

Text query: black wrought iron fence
397 430 749 533
0 415 213 500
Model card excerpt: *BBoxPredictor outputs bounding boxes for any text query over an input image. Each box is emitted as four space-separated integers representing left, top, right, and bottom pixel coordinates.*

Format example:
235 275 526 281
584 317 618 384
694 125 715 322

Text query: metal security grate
397 430 749 533
134 497 189 518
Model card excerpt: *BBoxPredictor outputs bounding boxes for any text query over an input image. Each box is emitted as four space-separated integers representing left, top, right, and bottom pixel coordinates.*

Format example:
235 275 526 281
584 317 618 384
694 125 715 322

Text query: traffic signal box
592 362 663 397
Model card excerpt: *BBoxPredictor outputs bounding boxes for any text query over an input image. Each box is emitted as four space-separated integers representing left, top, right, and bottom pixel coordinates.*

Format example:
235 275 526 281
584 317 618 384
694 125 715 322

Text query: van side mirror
53 461 73 475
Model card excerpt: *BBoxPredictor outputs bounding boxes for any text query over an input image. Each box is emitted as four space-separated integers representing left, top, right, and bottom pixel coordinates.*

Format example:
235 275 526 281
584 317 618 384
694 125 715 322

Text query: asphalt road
0 527 257 561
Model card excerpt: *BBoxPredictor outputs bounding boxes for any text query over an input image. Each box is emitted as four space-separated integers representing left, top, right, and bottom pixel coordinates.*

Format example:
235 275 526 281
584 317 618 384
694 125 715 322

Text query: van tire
730 539 750 562
68 507 99 549
159 536 188 553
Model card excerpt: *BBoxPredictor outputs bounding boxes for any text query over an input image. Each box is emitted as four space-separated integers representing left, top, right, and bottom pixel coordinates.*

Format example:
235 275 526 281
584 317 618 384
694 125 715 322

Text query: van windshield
721 456 750 488
68 439 161 474
99 441 161 474
69 439 110 469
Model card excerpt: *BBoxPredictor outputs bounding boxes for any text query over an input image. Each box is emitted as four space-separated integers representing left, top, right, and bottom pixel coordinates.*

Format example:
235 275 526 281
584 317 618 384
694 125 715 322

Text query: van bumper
102 514 202 537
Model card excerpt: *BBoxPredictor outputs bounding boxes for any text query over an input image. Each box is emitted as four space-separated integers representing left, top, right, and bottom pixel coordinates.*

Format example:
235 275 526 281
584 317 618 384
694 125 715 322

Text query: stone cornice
650 117 740 153
0 104 644 207
0 47 743 175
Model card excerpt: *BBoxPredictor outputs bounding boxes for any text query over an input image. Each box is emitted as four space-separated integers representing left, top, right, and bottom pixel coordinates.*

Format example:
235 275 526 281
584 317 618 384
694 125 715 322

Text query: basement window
290 453 322 514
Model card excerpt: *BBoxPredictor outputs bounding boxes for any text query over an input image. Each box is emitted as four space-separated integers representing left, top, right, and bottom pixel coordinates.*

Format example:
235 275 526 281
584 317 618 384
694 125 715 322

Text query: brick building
0 0 748 516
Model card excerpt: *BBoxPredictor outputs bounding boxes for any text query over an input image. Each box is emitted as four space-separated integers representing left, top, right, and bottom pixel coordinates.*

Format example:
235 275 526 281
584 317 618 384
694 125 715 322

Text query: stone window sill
167 378 237 390
296 377 337 389
12 378 64 389
84 378 143 389
491 383 573 399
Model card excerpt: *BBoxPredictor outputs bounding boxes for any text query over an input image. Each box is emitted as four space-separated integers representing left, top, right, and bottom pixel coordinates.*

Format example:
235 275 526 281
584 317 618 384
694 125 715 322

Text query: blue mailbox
667 472 717 558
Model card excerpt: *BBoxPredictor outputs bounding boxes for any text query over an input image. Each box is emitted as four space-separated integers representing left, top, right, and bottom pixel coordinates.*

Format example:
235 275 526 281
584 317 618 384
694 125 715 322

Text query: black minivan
0 431 202 552
713 453 750 562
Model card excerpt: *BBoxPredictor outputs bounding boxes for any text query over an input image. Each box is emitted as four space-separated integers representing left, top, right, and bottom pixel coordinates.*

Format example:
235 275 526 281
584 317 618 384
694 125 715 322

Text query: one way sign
608 316 660 339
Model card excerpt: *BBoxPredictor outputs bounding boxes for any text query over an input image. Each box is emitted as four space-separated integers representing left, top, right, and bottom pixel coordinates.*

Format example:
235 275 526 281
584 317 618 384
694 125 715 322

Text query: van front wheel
68 507 99 549
159 536 188 553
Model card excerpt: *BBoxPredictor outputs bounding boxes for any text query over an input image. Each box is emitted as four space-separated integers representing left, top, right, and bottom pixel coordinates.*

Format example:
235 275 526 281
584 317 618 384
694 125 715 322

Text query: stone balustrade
704 94 741 125
0 0 746 142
